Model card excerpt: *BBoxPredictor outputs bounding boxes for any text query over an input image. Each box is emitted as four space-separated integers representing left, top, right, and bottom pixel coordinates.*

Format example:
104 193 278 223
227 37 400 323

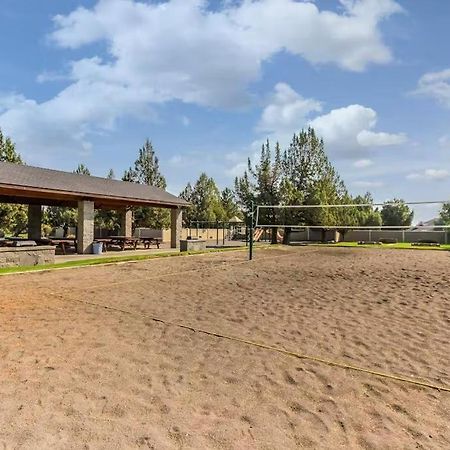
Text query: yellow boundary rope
59 295 450 394
32 244 447 394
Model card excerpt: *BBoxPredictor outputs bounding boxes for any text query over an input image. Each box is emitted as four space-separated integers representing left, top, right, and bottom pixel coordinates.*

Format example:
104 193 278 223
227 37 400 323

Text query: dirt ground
1 246 449 449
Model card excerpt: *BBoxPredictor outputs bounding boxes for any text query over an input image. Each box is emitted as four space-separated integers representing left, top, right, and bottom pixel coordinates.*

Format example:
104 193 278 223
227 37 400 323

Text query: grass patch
312 242 450 251
0 246 254 276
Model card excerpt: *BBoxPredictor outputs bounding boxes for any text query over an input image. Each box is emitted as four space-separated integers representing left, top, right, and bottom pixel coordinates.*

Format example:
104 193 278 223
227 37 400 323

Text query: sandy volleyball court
1 246 450 449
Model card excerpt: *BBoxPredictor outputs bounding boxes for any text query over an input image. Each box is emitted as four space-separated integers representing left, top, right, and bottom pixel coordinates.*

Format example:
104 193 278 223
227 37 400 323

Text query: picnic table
0 237 76 254
46 238 77 255
140 237 162 249
0 237 37 247
98 236 139 251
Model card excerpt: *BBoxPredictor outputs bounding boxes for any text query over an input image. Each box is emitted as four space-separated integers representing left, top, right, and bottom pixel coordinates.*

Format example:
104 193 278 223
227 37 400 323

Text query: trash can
92 241 103 255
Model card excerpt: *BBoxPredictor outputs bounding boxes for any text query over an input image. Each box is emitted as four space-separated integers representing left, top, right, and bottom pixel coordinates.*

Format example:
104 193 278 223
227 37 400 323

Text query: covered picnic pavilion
0 161 188 254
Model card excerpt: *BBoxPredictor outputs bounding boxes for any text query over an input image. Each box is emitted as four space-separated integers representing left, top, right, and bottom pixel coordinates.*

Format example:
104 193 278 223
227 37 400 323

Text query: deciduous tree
381 199 414 227
438 203 450 225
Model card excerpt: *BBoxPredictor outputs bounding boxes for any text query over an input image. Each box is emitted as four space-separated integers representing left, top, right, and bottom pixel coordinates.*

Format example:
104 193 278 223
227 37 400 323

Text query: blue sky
1 0 450 222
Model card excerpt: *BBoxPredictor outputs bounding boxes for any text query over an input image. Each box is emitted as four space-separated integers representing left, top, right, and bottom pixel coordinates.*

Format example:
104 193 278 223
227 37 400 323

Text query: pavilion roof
0 162 188 209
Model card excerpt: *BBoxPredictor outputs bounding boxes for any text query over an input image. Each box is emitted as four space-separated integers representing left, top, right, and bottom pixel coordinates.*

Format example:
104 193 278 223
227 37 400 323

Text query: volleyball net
255 201 450 230
246 200 450 259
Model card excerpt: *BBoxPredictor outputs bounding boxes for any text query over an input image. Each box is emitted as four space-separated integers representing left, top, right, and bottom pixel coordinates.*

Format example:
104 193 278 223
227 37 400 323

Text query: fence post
249 202 254 260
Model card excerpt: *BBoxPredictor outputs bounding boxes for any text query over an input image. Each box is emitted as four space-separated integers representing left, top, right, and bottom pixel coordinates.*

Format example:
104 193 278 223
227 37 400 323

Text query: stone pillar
77 200 95 254
27 205 42 240
170 207 182 248
119 208 133 237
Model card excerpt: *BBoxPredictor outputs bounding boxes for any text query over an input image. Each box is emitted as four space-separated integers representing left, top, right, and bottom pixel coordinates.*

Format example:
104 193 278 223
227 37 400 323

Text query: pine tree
234 128 370 244
235 140 283 243
179 182 194 226
234 171 254 225
0 129 23 164
0 130 27 236
189 173 225 224
281 128 353 241
44 163 92 230
95 169 120 233
74 164 91 175
220 188 240 221
124 139 170 229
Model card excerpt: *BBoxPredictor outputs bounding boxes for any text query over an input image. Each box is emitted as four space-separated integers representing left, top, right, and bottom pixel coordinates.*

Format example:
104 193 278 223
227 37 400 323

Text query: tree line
234 128 419 242
1 127 449 237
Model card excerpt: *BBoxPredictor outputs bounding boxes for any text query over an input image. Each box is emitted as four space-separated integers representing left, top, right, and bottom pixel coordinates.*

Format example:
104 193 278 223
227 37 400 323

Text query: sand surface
1 246 449 449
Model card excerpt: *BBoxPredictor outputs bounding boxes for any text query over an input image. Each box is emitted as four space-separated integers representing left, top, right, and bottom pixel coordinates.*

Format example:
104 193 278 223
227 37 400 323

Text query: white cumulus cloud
438 135 450 149
414 68 450 108
353 159 374 168
352 180 384 188
258 83 322 133
407 169 450 181
357 130 407 146
0 0 401 158
309 104 407 152
245 85 406 178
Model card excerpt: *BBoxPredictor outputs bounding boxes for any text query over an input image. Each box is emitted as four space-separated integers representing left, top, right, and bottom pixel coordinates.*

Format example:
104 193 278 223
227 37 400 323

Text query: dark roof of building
0 162 188 208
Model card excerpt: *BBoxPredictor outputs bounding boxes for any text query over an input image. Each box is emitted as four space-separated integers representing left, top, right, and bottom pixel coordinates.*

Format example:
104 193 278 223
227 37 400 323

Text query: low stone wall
180 239 207 252
0 246 55 268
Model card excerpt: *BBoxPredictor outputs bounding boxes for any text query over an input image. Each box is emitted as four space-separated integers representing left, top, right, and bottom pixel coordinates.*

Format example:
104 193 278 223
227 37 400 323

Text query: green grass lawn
313 241 450 251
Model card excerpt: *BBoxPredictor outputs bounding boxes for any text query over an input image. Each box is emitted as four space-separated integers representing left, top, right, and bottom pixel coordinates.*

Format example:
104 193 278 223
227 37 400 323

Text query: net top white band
254 225 450 229
257 200 449 209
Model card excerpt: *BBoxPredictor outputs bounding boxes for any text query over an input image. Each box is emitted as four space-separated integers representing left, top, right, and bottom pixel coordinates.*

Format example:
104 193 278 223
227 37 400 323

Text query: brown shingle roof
0 162 188 208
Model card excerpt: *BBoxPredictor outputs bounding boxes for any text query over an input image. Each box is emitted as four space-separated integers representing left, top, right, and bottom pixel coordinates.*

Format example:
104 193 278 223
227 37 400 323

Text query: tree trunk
271 227 278 244
282 227 291 245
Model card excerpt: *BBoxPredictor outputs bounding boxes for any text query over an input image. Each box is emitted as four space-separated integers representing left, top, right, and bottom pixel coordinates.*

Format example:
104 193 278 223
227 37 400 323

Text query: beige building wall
290 229 448 244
